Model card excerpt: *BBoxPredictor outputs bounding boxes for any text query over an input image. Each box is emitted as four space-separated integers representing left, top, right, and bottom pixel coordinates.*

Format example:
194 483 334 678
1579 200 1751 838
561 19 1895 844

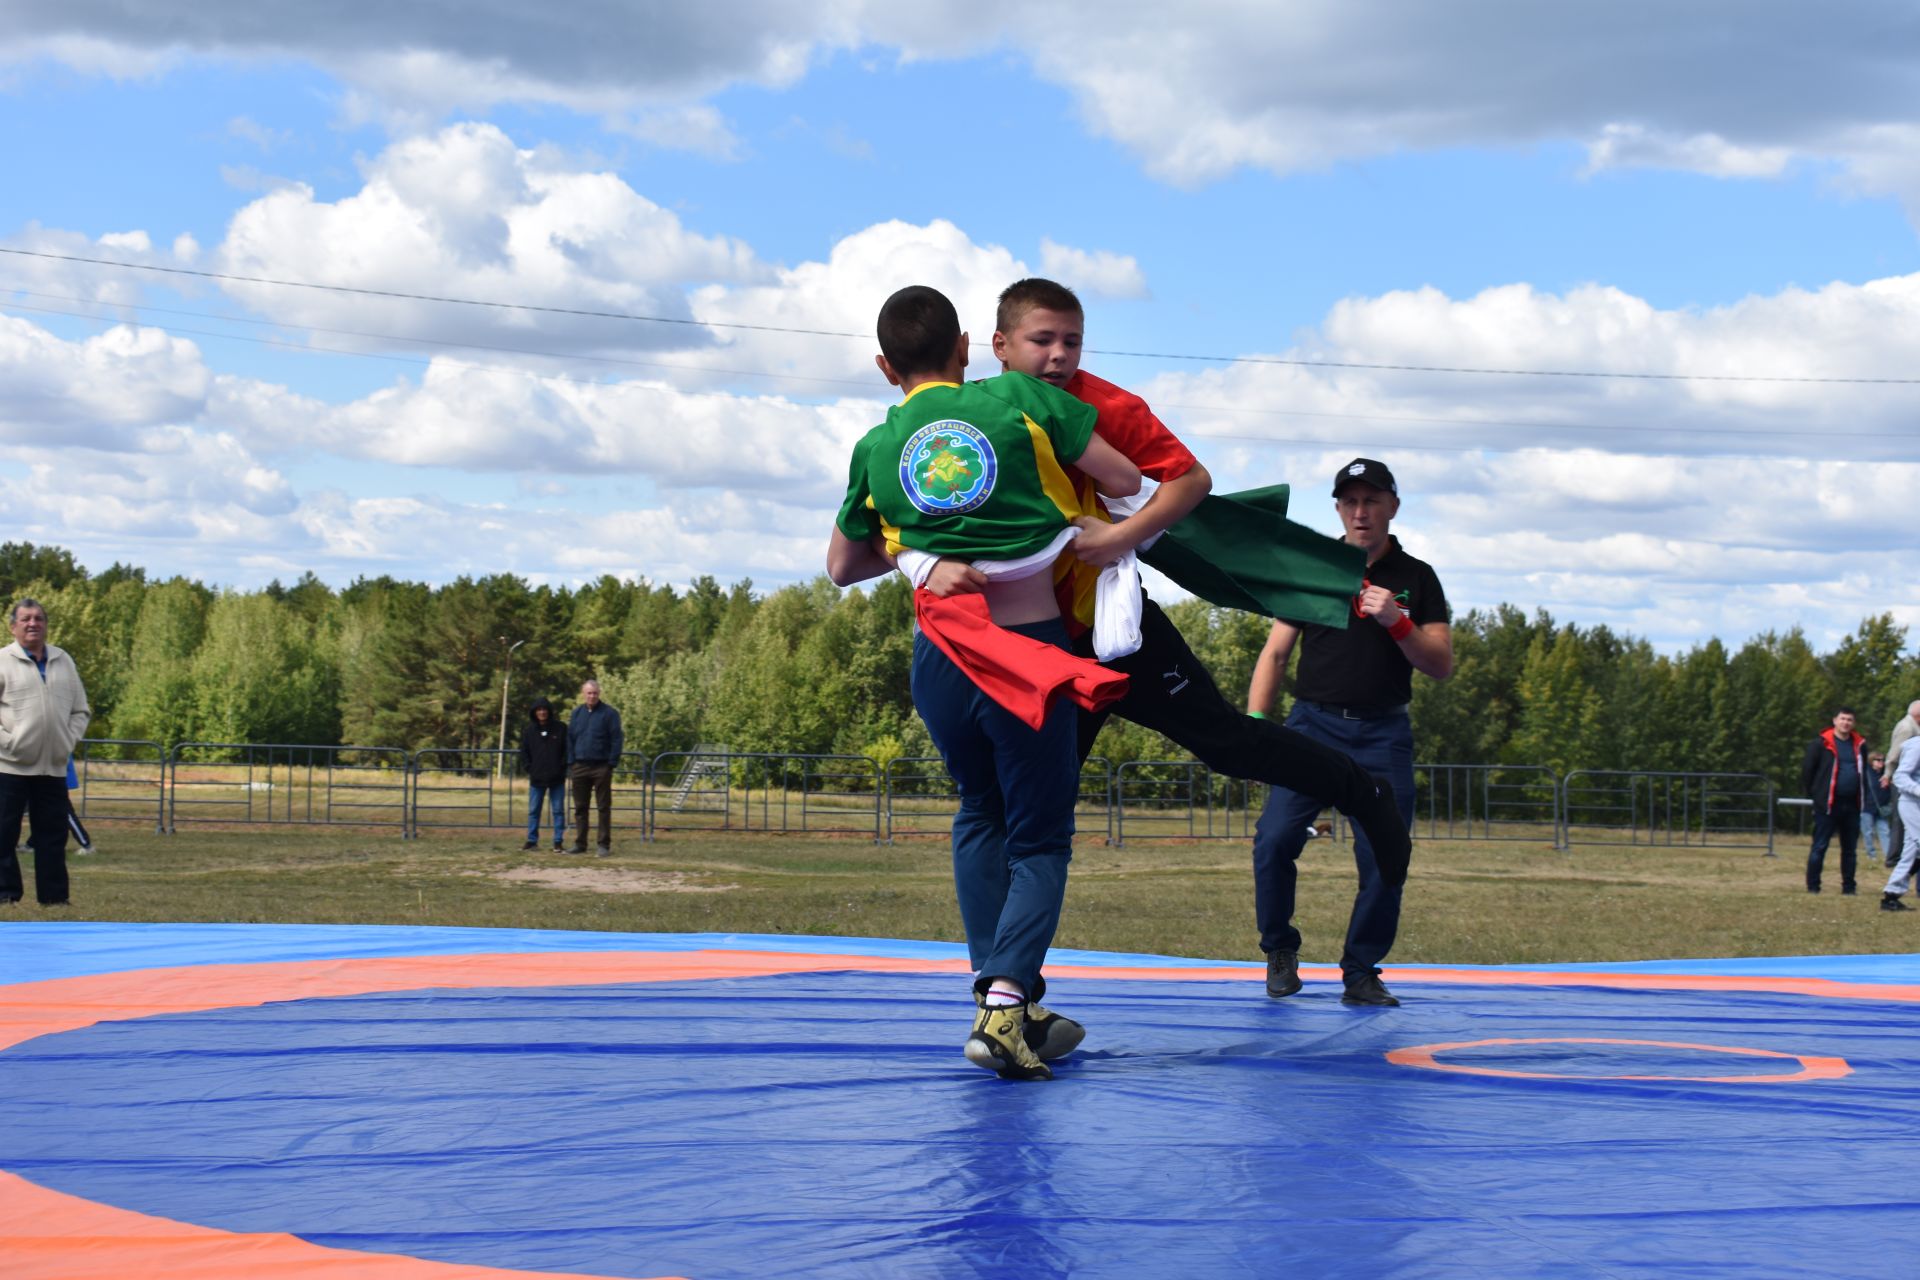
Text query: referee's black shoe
1264 949 1302 998
1341 971 1400 1007
1882 893 1911 912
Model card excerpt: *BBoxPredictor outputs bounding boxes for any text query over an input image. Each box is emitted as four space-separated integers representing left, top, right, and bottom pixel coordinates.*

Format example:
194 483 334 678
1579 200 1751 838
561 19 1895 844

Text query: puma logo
1163 665 1189 696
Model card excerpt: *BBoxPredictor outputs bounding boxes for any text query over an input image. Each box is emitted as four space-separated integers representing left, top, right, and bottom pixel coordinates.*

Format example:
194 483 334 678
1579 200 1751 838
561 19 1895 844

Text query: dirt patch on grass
486 868 737 894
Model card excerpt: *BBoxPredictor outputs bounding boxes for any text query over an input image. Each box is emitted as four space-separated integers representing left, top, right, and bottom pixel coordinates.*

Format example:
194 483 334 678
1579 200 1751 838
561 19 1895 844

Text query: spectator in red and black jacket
1801 708 1868 895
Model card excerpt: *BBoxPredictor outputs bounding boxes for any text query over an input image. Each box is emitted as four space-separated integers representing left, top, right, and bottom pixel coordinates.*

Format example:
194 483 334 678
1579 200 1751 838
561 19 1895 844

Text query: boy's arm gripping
1071 460 1211 564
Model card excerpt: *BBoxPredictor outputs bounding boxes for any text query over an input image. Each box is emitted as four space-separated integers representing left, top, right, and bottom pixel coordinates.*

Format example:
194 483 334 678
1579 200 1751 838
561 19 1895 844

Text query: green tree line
4 541 1913 793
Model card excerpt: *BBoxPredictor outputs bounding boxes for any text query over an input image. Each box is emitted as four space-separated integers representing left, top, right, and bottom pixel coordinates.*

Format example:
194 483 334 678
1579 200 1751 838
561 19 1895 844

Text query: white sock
983 980 1025 1007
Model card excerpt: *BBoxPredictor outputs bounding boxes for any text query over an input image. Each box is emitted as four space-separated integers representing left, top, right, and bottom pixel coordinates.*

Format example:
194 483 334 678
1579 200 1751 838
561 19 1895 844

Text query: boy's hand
925 558 988 596
1069 515 1138 566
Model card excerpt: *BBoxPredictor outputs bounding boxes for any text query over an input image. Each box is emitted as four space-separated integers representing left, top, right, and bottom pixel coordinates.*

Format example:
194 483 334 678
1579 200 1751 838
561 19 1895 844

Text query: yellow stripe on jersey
864 494 906 558
1022 413 1112 629
1023 413 1087 522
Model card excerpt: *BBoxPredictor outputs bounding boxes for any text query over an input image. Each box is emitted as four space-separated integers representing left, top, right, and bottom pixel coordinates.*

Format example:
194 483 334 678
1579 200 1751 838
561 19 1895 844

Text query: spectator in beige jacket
1 598 91 905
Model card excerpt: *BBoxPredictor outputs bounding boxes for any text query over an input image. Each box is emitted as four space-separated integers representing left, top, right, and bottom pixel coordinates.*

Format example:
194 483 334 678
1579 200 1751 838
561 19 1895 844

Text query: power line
1102 347 1920 385
0 286 877 391
1152 400 1897 442
3 293 1902 444
0 245 871 341
8 243 1920 385
0 298 884 404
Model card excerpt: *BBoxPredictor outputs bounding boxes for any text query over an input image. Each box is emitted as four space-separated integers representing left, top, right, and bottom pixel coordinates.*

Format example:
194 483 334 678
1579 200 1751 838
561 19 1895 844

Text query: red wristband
1387 613 1415 641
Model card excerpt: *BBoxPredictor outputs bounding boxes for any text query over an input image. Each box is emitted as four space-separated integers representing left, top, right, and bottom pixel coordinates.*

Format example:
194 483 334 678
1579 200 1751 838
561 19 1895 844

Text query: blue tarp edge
3 920 1916 986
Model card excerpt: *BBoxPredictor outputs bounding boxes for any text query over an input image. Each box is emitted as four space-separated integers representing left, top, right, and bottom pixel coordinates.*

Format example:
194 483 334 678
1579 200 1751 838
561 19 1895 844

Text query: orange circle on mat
1385 1035 1851 1083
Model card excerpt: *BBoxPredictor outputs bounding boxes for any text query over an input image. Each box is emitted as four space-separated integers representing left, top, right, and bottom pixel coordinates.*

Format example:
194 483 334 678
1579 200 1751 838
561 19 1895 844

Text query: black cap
1333 457 1397 496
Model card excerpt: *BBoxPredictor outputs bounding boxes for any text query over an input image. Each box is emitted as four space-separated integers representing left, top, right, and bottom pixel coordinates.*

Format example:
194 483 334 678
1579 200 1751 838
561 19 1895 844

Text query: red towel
914 589 1130 730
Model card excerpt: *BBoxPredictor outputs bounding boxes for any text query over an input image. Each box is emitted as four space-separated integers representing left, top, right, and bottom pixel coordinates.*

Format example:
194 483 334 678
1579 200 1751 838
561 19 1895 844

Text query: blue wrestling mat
1 923 1915 1279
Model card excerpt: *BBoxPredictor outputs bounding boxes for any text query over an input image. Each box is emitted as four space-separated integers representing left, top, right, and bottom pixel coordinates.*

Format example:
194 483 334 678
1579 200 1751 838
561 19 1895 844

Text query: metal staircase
668 744 731 812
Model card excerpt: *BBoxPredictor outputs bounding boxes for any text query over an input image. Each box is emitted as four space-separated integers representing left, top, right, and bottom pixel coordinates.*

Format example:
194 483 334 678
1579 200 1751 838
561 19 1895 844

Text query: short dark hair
1835 706 1856 717
877 286 962 376
8 598 45 625
996 277 1083 335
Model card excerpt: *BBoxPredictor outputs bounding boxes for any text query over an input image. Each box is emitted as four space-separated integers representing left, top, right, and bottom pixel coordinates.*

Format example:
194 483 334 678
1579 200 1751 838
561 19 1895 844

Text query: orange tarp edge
0 1169 661 1280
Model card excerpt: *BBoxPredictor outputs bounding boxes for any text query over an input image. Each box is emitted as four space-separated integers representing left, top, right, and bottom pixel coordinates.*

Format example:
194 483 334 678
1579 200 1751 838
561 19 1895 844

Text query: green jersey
835 372 1099 561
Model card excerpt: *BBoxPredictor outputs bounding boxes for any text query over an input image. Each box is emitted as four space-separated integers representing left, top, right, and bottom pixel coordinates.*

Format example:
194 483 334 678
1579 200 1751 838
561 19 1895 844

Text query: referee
1246 459 1453 1006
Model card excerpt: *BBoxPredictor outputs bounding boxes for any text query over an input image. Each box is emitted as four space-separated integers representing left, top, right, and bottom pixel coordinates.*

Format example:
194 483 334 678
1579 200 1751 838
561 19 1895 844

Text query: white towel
1091 552 1144 661
894 526 1143 662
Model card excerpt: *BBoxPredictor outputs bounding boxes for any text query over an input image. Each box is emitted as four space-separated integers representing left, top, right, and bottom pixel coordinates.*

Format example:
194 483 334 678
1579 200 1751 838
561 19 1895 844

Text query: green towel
1140 484 1363 629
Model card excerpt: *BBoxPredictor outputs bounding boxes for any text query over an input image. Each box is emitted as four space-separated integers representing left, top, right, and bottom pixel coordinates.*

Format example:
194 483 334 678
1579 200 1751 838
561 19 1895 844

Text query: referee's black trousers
1075 600 1409 881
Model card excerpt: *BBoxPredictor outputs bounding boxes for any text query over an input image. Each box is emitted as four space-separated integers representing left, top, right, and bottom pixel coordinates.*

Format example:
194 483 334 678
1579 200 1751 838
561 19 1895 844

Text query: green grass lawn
10 822 1915 965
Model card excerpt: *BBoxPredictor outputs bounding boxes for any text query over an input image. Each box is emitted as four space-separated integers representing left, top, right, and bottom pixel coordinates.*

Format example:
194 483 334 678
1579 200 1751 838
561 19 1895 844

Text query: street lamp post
494 637 527 781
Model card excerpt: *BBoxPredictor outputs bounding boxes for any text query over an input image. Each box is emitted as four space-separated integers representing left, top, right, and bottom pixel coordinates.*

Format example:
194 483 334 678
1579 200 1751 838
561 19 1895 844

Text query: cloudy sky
2 1 1917 650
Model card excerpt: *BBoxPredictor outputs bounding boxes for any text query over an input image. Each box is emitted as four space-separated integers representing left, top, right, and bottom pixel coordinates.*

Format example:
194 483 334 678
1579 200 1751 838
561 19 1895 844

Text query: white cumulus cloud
212 123 766 356
1038 239 1148 300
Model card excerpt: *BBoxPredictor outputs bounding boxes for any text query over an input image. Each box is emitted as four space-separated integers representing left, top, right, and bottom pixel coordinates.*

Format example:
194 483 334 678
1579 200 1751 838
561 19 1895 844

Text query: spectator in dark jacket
566 680 624 855
519 697 569 851
1801 708 1867 895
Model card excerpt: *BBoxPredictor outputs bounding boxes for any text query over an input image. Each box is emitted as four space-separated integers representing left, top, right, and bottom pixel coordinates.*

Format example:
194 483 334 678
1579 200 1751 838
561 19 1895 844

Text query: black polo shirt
1293 535 1448 710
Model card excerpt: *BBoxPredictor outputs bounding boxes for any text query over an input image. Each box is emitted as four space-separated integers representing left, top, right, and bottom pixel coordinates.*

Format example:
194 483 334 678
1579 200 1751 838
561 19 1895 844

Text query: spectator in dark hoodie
519 697 569 851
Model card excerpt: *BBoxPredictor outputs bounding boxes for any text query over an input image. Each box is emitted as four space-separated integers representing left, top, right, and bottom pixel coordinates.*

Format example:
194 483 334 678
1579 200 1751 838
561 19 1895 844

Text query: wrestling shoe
1341 972 1401 1007
1264 949 1302 998
1882 894 1911 912
1022 1002 1086 1060
964 1001 1052 1080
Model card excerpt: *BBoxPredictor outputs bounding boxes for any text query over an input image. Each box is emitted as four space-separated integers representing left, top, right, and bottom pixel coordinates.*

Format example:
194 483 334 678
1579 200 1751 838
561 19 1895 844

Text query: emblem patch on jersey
900 420 997 515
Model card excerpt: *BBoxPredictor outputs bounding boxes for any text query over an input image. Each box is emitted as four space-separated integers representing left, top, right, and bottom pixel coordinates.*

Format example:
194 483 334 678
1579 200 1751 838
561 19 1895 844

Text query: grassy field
7 821 1915 964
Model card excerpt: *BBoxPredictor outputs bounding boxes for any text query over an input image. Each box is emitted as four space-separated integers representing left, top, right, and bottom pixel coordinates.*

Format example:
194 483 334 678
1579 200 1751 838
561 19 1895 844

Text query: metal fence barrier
404 749 651 843
76 738 1793 855
1112 760 1265 846
167 743 410 834
648 751 880 841
412 749 525 837
1111 761 1562 848
1415 764 1562 847
883 756 1113 843
71 739 166 833
1560 770 1776 854
1775 796 1812 849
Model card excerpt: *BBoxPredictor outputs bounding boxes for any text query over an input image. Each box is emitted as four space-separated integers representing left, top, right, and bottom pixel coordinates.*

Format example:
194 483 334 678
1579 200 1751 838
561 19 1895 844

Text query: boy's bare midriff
982 572 1062 627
